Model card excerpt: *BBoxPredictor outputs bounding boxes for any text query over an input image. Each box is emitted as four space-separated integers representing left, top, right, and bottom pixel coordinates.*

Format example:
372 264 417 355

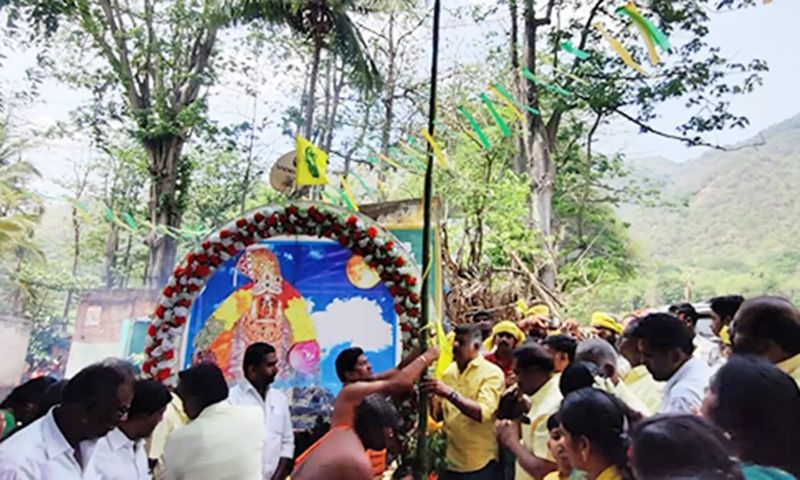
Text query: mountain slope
619 113 800 300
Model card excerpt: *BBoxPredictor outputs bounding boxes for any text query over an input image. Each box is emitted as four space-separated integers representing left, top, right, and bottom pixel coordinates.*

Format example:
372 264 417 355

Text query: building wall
65 289 157 377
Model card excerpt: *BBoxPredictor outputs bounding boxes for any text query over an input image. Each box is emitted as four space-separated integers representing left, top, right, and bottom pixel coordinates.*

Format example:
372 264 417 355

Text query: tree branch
534 0 558 26
611 107 766 151
97 0 141 112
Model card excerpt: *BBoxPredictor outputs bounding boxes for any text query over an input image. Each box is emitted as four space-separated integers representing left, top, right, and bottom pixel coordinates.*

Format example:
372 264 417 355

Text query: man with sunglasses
0 360 135 479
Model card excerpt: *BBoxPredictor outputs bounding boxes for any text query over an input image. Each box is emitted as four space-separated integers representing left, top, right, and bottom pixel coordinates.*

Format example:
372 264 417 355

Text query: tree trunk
508 0 527 174
120 233 134 288
145 136 185 288
240 96 258 215
380 12 396 156
103 226 120 289
324 61 345 154
377 13 397 196
523 3 557 290
304 39 324 139
63 205 82 318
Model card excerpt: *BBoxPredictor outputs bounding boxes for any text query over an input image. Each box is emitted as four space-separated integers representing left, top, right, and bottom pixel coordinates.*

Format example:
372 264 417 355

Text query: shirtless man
292 348 439 480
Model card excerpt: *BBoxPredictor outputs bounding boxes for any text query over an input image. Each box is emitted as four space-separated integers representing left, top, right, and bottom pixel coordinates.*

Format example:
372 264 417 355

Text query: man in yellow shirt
163 363 265 480
732 296 800 387
423 324 504 479
149 392 188 480
618 319 663 414
495 343 561 480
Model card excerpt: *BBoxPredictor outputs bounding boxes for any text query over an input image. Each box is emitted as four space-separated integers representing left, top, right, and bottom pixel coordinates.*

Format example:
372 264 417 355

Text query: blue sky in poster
185 239 398 396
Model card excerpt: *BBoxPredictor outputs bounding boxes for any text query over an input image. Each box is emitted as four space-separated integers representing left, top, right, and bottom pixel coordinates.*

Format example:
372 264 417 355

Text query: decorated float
141 201 428 431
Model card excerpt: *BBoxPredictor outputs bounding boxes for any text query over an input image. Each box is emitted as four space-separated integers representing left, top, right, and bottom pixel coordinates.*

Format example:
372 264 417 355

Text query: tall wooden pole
415 1 442 478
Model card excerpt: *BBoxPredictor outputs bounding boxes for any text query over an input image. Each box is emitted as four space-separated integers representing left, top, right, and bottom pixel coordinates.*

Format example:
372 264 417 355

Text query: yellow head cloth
590 312 623 335
719 325 731 346
483 320 526 351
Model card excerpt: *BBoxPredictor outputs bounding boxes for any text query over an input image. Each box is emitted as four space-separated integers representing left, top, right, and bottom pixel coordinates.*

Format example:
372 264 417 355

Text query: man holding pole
423 324 505 479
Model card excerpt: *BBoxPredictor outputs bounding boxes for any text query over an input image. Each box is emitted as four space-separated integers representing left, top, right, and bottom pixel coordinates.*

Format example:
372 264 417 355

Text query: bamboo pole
414 1 442 478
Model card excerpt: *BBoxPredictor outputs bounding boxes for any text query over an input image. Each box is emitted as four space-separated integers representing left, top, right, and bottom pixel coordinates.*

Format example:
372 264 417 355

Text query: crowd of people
0 294 798 480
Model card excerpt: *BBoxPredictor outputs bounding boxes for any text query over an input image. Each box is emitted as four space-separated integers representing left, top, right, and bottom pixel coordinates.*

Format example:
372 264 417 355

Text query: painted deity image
192 245 321 381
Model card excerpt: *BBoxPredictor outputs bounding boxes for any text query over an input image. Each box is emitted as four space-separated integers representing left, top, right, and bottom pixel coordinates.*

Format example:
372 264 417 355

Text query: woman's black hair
546 412 560 432
559 361 599 397
0 376 57 412
707 355 800 477
558 388 636 479
630 415 743 480
354 394 400 450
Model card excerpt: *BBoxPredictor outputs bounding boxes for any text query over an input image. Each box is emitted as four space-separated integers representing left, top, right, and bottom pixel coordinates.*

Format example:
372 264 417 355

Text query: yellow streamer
624 2 661 66
420 128 447 168
489 86 525 123
377 153 403 170
541 58 590 86
594 22 650 77
339 176 359 212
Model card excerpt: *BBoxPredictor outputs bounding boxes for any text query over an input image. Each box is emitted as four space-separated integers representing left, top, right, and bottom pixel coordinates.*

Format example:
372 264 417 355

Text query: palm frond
329 9 382 94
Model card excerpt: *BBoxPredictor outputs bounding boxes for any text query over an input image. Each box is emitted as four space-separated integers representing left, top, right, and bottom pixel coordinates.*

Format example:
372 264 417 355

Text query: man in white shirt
631 313 712 414
0 361 135 479
228 343 293 480
94 379 172 479
670 303 725 370
164 363 265 480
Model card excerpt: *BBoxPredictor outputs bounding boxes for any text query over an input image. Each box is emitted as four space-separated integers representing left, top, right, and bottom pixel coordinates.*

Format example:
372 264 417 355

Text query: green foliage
239 0 382 93
0 120 42 256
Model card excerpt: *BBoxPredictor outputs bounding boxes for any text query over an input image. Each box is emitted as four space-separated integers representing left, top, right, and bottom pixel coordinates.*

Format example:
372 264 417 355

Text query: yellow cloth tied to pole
434 320 454 379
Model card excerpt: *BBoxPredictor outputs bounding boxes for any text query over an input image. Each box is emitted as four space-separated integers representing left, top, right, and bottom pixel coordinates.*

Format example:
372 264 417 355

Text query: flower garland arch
142 202 423 383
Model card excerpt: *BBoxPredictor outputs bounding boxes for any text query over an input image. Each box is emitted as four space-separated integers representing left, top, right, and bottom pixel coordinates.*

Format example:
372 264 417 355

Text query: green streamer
560 41 589 60
521 67 573 99
398 143 428 170
457 106 491 149
349 171 374 195
322 189 342 206
123 212 139 231
616 6 670 51
479 93 510 137
493 83 541 116
337 188 356 211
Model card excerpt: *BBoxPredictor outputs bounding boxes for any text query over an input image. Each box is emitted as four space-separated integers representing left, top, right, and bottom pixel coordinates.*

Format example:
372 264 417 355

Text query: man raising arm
292 347 439 480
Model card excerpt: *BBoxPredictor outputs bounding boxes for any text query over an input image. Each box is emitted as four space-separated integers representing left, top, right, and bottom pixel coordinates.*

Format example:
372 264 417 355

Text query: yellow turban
483 320 526 351
516 299 550 317
719 325 731 346
590 312 623 335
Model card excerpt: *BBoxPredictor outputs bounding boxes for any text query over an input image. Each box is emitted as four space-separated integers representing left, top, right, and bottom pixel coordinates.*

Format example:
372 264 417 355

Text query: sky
1 0 798 197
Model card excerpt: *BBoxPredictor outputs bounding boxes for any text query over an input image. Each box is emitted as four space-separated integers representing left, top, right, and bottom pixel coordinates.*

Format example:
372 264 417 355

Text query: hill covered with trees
611 114 800 308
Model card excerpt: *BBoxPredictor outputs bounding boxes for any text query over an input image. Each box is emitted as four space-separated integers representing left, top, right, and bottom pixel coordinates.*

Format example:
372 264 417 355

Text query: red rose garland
142 202 423 384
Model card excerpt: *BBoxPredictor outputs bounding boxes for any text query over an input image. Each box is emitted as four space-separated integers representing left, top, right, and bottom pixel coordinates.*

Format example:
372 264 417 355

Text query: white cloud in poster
312 297 392 352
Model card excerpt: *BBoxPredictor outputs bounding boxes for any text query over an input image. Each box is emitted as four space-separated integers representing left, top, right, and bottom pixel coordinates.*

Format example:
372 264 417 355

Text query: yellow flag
295 135 329 186
435 319 454 379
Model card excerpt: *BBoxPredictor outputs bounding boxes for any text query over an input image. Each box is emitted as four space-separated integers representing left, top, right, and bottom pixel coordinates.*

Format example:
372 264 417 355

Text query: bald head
733 296 800 363
575 338 618 379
